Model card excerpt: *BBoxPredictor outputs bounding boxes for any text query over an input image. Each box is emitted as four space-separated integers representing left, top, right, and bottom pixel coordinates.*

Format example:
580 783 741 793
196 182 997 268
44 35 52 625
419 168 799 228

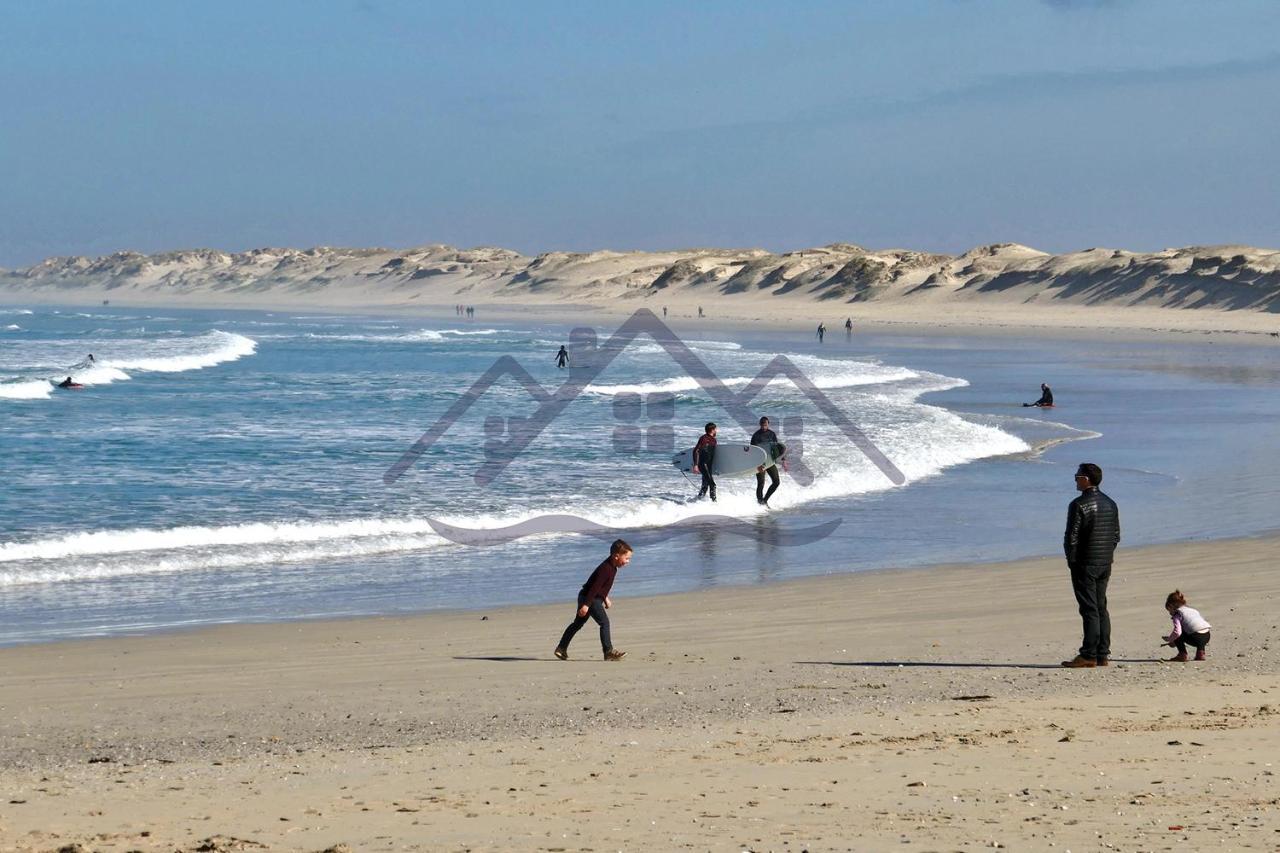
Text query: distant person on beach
1061 462 1121 668
554 539 632 661
751 416 784 507
698 306 704 318
694 422 718 502
555 345 569 369
1024 383 1054 407
663 306 667 318
844 318 852 334
816 323 826 343
1161 590 1211 662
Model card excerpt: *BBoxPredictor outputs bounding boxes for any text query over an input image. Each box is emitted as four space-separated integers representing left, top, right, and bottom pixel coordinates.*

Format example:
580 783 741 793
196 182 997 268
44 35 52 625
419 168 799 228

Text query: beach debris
1168 825 1185 831
907 781 926 787
952 694 993 702
191 837 267 852
87 756 113 764
1167 740 1182 745
1058 735 1072 742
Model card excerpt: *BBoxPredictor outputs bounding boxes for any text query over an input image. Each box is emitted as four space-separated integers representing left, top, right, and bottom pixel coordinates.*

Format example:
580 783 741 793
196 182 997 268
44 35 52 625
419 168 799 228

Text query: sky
1 0 1278 267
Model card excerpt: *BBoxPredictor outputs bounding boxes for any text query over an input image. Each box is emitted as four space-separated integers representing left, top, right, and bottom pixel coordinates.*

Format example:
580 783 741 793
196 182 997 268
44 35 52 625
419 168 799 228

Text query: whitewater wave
0 309 33 315
3 324 19 331
0 380 53 400
585 364 917 396
304 328 504 343
102 330 257 372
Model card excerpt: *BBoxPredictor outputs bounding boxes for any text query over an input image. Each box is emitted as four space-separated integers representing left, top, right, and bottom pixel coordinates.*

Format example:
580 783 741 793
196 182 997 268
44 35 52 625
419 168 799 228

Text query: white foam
585 363 917 396
302 328 505 343
0 380 53 400
0 309 33 315
3 324 19 331
103 330 257 372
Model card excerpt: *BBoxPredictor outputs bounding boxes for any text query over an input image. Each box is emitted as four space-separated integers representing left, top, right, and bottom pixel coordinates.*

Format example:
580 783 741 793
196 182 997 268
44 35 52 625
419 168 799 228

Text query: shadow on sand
452 655 545 662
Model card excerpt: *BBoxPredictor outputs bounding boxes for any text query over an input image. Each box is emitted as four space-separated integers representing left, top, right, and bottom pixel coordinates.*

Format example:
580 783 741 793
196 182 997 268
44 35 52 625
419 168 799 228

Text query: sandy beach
2 533 1277 851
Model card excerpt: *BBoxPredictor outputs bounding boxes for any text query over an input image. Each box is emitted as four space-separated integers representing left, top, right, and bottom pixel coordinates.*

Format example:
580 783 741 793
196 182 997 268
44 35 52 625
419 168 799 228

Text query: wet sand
2 534 1277 851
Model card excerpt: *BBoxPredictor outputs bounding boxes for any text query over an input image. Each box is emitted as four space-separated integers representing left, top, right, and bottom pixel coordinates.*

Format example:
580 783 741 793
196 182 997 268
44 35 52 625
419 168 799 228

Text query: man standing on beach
1062 463 1121 668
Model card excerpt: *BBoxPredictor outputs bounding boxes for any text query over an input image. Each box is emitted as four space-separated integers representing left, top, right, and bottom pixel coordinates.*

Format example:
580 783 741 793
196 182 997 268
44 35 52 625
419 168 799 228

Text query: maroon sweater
579 556 619 602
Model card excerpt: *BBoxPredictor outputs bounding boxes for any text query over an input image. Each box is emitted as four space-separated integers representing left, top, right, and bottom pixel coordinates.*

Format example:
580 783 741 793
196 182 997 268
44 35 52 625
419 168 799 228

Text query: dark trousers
558 595 612 653
755 465 780 504
1176 631 1210 656
1070 562 1112 659
698 468 717 500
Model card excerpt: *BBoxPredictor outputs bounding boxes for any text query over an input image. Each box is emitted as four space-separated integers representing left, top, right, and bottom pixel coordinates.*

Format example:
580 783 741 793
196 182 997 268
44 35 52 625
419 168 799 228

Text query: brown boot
1061 655 1096 668
603 649 627 661
1164 652 1189 663
553 647 568 660
1095 657 1109 667
1194 650 1206 661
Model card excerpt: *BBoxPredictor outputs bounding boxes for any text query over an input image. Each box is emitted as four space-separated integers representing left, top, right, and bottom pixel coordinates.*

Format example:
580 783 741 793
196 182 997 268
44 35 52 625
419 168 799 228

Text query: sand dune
3 241 1279 317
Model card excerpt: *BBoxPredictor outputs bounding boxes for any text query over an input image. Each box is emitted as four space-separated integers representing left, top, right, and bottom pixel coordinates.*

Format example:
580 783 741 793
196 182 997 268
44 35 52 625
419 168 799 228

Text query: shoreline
2 533 1277 849
4 289 1279 347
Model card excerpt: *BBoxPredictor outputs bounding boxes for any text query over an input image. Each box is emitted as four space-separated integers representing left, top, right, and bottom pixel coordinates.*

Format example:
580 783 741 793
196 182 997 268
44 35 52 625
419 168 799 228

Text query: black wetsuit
751 427 782 505
555 347 569 369
694 433 717 501
1032 387 1054 407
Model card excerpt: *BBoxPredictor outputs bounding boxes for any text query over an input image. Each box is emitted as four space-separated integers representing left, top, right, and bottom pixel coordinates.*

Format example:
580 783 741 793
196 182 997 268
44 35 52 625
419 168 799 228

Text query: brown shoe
1061 655 1096 668
603 649 627 661
1096 658 1109 667
553 647 568 660
1163 652 1189 663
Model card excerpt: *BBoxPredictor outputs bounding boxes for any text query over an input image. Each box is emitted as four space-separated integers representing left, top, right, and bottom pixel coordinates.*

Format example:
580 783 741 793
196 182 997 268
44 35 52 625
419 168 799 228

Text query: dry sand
2 535 1277 851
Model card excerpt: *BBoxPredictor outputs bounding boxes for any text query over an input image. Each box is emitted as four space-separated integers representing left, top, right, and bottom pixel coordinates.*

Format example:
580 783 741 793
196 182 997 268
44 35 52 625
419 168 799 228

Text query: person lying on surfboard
1024 383 1054 407
57 376 78 389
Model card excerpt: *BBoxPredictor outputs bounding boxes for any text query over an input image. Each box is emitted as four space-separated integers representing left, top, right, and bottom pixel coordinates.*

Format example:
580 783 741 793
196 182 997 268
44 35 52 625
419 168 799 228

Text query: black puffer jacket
1064 487 1121 568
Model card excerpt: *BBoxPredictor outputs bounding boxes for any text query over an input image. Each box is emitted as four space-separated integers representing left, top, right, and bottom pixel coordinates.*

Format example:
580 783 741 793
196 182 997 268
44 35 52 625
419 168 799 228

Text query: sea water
2 305 1278 645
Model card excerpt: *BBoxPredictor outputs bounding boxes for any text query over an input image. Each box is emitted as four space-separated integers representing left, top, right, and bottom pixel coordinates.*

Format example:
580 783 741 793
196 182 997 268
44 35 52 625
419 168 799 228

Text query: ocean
2 304 1278 645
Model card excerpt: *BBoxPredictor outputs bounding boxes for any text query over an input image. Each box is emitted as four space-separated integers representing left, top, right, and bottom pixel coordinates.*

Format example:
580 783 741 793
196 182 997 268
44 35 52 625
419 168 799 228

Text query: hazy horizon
3 0 1278 267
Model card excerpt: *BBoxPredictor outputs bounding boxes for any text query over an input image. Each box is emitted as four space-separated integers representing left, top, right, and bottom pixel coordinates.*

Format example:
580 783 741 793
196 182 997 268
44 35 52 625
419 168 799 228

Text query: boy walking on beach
554 539 632 661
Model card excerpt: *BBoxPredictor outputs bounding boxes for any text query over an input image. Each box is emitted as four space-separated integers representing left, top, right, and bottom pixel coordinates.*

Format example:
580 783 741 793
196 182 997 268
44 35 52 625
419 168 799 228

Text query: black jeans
1176 630 1210 656
755 465 780 504
698 467 717 500
558 595 612 653
1070 562 1111 659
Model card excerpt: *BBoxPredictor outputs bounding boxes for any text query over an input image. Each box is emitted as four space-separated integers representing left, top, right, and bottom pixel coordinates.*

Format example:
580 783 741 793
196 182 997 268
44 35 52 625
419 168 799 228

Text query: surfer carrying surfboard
694 422 718 502
751 416 784 507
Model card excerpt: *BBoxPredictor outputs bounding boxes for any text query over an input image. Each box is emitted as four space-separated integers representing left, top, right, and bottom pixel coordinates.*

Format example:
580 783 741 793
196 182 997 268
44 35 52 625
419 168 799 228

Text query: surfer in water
694 422 717 502
555 345 569 369
751 416 783 506
56 376 77 389
844 318 852 335
816 322 826 343
1024 383 1054 407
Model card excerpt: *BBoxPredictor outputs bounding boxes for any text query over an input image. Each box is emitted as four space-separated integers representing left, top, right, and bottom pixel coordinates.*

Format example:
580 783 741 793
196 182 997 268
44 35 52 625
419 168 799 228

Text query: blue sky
1 0 1278 266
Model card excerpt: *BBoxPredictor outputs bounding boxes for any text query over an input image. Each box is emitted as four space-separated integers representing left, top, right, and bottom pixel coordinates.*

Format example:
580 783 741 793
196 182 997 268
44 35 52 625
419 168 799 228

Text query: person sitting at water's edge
1025 383 1053 407
694 422 717 502
554 539 632 662
751 416 785 507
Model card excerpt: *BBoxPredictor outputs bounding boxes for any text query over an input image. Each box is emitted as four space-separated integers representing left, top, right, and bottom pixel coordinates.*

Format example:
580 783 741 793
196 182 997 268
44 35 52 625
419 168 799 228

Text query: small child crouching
1162 590 1211 662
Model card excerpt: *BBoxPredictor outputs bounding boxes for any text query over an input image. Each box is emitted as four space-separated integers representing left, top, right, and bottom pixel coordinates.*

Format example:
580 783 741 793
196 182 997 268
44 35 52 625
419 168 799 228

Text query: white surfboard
672 443 769 477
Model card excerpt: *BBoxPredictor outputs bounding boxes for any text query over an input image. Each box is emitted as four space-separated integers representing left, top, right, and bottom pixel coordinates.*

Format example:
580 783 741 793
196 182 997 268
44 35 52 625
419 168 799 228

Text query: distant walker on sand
1061 463 1121 668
